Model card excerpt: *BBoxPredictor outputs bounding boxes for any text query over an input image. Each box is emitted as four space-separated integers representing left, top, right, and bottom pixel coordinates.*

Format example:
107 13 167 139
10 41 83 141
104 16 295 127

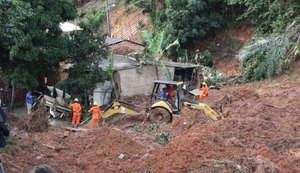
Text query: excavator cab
149 80 185 123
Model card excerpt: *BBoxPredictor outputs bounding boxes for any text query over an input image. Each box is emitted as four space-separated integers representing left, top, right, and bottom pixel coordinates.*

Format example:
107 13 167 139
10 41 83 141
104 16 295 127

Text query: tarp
59 22 82 33
189 88 202 96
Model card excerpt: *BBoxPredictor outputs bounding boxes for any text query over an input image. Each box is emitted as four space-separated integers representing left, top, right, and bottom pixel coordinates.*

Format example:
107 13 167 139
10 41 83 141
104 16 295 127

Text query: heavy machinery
97 80 223 124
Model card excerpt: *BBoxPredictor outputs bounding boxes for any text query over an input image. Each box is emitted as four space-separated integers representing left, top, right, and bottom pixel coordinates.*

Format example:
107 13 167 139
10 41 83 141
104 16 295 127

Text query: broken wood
42 144 62 152
65 127 90 132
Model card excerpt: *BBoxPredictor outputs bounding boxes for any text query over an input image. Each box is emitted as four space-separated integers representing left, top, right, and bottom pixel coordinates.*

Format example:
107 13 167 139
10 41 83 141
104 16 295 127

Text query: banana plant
135 30 180 80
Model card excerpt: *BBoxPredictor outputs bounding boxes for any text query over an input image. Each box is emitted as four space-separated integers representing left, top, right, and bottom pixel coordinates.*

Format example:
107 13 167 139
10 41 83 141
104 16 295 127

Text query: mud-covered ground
1 66 300 172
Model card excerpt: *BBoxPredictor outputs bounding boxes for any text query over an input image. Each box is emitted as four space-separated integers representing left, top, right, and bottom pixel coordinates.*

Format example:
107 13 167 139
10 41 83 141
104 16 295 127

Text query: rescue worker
69 98 82 128
157 87 168 101
0 106 9 148
88 102 101 128
166 85 174 103
199 81 209 100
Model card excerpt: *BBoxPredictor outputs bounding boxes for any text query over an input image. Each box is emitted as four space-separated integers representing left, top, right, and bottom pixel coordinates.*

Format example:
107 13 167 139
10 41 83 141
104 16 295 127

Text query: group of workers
157 81 209 106
69 99 101 128
158 84 175 102
70 81 209 129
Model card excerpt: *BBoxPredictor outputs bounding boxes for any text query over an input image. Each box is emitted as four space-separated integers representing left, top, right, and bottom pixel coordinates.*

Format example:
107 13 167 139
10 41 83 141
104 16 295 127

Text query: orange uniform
70 102 82 126
167 85 174 102
199 85 209 100
88 106 101 128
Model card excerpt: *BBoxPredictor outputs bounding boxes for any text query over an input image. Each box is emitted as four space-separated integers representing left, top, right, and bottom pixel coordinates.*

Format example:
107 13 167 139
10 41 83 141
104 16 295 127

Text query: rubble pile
25 98 49 132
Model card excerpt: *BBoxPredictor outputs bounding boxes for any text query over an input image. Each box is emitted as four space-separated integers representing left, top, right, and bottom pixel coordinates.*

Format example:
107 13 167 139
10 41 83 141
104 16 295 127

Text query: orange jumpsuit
88 106 101 128
199 85 209 100
167 85 174 102
70 102 82 125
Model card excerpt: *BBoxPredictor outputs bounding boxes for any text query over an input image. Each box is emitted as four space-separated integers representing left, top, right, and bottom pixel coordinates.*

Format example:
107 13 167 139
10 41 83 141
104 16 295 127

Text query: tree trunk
155 64 159 80
10 85 15 112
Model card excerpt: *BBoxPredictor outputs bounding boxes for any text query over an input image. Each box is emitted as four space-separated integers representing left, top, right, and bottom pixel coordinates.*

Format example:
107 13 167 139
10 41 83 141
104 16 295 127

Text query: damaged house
93 55 199 106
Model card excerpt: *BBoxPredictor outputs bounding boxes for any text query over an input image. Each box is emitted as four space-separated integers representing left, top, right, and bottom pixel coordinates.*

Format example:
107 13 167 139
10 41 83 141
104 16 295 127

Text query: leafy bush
227 0 300 34
238 32 299 82
158 132 170 145
200 66 225 86
200 50 213 67
78 6 105 31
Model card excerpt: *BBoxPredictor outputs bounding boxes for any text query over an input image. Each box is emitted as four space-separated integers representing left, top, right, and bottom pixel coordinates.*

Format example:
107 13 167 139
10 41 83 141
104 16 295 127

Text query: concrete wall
117 65 174 97
93 81 113 106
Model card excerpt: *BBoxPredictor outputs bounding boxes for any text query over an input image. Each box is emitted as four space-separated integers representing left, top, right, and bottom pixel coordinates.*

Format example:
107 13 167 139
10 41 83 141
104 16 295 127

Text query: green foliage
79 6 105 31
0 0 76 89
158 132 170 145
227 0 300 34
294 44 300 56
148 123 170 145
138 30 180 80
200 50 213 67
200 66 225 86
127 0 224 52
107 54 121 99
63 28 108 97
239 35 293 82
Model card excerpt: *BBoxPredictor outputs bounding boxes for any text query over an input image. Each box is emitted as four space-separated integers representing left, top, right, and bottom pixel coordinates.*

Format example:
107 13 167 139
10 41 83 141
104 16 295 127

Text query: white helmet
74 98 79 102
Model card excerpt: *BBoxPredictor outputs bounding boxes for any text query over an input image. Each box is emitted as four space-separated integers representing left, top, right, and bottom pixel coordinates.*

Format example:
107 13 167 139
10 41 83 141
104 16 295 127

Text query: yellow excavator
94 80 223 124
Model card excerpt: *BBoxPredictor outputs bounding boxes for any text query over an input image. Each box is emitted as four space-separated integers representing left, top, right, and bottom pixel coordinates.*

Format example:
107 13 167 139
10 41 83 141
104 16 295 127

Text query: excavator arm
101 100 141 119
182 101 224 120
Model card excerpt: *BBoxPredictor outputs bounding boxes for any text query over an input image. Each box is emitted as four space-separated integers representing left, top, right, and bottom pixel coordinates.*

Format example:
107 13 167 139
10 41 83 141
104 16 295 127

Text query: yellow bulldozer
93 80 223 124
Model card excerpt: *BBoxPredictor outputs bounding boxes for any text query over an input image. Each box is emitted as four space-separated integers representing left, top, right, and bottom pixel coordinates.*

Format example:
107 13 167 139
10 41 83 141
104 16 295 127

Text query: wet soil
1 65 300 173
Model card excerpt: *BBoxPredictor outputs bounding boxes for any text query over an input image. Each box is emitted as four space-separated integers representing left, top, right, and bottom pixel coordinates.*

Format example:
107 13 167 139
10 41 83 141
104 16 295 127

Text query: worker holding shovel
88 102 101 128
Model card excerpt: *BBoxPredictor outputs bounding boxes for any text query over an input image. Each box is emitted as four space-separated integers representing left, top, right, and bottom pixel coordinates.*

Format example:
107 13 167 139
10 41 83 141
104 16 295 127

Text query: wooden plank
65 127 90 132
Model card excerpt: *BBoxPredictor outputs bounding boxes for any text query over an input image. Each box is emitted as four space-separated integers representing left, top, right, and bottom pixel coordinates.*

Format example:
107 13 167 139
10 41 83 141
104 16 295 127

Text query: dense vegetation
0 0 108 108
126 0 299 81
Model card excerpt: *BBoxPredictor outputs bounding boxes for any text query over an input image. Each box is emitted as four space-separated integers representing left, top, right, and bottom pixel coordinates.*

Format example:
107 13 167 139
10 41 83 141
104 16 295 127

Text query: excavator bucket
195 103 224 120
182 101 224 120
101 100 140 119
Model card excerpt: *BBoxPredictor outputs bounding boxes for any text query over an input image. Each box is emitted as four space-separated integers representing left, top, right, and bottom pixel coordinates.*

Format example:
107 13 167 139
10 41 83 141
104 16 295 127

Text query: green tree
227 0 300 34
0 0 76 89
63 26 108 105
126 0 224 58
0 0 76 110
